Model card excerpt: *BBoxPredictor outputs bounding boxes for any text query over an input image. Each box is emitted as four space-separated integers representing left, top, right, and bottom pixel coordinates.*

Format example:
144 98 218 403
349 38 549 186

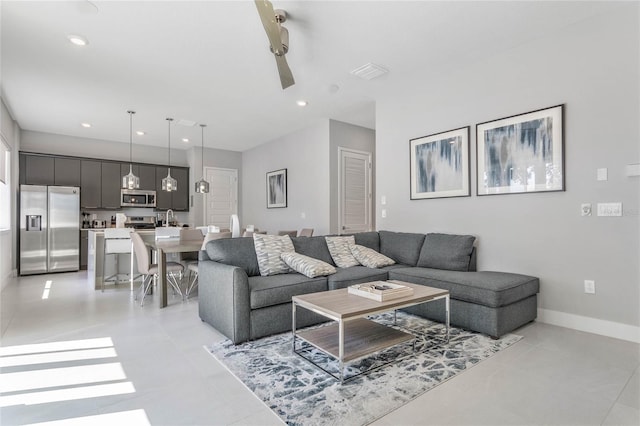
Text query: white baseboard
537 308 640 343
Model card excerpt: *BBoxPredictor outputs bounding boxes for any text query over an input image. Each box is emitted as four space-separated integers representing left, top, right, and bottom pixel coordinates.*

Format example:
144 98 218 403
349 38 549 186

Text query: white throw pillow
280 252 337 278
325 236 360 268
350 244 395 268
253 234 295 276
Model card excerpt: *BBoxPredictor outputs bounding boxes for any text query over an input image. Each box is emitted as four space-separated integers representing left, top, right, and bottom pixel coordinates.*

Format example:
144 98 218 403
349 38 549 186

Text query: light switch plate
381 196 387 205
597 168 608 181
597 202 623 216
381 209 387 218
626 164 640 177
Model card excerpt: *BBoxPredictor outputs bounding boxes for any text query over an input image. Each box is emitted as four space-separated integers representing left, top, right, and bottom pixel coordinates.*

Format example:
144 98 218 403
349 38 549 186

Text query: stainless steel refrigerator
20 185 80 275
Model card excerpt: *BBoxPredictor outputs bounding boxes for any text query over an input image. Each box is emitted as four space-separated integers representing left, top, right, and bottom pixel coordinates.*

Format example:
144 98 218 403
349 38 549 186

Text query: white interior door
338 148 372 234
204 168 238 230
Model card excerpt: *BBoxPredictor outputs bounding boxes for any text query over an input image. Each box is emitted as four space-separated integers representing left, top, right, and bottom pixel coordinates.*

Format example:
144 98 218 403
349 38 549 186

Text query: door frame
337 147 372 235
202 167 238 228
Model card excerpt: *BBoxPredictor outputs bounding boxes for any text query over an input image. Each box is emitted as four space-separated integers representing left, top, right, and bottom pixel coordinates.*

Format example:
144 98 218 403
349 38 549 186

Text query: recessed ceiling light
81 122 91 128
136 131 145 136
181 138 189 143
67 34 88 46
296 100 308 107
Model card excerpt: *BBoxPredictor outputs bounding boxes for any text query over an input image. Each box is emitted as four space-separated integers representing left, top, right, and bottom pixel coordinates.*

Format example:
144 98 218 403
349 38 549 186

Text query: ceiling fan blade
254 0 284 55
275 54 295 89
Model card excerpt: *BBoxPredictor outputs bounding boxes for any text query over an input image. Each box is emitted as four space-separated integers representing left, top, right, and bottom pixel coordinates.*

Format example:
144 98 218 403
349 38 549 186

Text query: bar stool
102 228 134 292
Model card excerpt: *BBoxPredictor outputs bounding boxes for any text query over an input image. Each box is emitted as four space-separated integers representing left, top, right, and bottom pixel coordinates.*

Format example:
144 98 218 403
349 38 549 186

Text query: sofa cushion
388 268 539 308
325 236 360 268
353 232 380 252
350 244 395 268
378 230 426 266
291 236 335 265
327 266 389 290
249 274 328 309
281 252 336 278
205 237 260 276
253 234 295 276
417 233 476 271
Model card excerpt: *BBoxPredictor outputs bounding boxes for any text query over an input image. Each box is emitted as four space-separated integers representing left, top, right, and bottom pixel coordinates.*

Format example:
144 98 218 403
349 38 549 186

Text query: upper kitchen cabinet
23 154 54 185
121 163 156 190
80 160 101 208
155 166 189 211
171 167 189 211
101 162 121 209
54 157 81 186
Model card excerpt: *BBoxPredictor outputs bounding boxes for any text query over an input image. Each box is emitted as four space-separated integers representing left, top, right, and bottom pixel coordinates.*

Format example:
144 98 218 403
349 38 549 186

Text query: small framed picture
410 126 470 200
476 104 564 196
266 168 287 208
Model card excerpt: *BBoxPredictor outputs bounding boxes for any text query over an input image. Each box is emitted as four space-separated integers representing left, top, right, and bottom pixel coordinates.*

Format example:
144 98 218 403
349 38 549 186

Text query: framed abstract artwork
266 168 287 208
476 104 564 196
410 126 470 200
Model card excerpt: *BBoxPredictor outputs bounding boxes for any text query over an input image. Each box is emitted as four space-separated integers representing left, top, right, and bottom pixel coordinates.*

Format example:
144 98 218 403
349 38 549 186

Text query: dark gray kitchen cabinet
80 160 101 208
171 167 189 211
101 162 122 209
155 166 189 211
80 230 88 270
25 155 55 185
121 163 156 190
54 157 81 186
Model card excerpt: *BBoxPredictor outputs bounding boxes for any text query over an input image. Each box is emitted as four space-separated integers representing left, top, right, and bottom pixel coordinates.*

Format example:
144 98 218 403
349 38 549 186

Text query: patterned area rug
205 312 522 426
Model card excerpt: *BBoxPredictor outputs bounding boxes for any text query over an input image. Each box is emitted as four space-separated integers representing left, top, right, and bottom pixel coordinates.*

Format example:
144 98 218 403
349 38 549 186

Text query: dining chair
278 230 298 237
179 228 204 265
184 231 232 299
298 228 314 237
130 231 184 306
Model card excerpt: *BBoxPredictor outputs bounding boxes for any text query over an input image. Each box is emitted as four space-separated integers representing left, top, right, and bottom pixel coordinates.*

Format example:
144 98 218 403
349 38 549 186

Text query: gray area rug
205 312 522 426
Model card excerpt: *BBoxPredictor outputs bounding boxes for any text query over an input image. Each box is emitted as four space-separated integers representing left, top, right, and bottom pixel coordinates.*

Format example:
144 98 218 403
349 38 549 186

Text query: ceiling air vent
350 63 389 80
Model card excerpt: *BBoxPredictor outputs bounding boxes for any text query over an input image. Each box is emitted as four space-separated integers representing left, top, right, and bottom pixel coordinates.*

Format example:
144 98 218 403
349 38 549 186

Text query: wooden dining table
145 238 203 308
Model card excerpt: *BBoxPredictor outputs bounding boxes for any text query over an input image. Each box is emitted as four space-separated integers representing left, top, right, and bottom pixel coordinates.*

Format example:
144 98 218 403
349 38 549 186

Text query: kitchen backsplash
82 208 190 228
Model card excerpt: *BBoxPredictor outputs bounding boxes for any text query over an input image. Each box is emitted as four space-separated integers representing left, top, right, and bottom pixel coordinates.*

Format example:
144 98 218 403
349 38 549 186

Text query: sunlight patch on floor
24 409 151 425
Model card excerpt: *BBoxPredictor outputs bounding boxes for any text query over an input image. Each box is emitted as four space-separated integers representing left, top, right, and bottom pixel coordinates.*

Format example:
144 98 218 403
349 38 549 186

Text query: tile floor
1 271 638 425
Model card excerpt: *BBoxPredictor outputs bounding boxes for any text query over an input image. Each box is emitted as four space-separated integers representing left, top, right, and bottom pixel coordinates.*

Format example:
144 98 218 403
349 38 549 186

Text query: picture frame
266 168 287 208
410 126 470 200
476 104 564 196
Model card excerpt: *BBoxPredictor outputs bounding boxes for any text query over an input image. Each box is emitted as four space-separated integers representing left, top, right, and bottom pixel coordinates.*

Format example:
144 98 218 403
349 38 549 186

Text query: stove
124 216 156 229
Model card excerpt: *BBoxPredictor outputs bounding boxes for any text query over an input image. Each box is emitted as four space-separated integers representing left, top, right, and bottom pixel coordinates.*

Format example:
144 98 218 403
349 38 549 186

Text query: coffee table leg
292 302 297 353
445 294 450 343
339 320 344 385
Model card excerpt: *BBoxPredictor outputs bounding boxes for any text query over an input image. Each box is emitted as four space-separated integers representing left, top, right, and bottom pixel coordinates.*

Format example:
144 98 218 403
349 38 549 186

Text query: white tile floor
1 271 638 426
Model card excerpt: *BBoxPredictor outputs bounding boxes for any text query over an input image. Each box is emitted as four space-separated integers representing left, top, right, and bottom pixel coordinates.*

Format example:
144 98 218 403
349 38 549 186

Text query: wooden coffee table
292 280 450 383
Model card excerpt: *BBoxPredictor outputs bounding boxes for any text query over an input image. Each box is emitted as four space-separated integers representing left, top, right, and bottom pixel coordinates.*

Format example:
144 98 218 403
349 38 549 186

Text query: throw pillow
324 236 360 268
253 234 295 276
280 252 337 278
417 233 476 271
350 244 395 268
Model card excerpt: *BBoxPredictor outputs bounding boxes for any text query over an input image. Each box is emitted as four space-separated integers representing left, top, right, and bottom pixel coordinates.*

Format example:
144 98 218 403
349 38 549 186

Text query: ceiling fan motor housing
270 25 289 55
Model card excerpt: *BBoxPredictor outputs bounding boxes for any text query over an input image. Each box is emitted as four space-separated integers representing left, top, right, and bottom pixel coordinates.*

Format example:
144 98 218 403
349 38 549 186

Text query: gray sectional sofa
198 230 539 344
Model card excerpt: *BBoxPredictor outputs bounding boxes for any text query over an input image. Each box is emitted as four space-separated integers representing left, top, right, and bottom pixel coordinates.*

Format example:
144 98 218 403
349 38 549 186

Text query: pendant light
195 124 210 194
162 118 177 192
122 110 140 189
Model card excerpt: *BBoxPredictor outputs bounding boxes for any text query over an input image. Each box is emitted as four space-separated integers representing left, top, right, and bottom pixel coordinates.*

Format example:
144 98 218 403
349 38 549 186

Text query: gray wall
329 120 376 234
1 98 20 286
20 130 189 166
188 145 243 227
242 120 331 235
375 5 639 327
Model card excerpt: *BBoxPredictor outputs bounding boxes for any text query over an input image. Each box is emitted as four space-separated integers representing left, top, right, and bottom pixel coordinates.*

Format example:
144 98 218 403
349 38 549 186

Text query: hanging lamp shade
195 124 210 194
162 118 177 192
122 110 140 189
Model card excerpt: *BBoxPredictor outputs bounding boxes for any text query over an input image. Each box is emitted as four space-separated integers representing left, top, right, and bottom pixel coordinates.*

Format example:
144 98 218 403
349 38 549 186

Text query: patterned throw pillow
325 236 360 268
253 234 295 276
280 252 337 278
350 244 396 268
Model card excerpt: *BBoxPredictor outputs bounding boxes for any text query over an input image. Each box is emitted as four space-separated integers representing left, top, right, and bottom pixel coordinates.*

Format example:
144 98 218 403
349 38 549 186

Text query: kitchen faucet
165 209 174 227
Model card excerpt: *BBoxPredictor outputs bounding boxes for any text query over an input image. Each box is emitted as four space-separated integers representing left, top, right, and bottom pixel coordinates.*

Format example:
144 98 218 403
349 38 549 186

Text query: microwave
121 189 156 208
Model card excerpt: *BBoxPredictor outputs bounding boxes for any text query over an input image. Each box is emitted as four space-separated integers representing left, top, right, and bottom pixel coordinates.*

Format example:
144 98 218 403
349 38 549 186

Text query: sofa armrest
198 260 251 344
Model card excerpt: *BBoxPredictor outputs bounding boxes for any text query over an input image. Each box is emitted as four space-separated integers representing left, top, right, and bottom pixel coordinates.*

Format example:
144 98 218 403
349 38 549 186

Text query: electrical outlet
584 280 595 294
581 203 592 216
300 212 306 219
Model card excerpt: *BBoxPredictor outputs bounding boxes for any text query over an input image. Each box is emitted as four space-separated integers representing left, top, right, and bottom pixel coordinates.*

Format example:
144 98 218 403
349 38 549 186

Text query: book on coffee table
348 281 414 302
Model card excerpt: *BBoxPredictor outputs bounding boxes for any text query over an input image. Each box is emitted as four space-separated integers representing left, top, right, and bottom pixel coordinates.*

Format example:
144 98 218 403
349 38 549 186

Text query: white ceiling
1 1 621 152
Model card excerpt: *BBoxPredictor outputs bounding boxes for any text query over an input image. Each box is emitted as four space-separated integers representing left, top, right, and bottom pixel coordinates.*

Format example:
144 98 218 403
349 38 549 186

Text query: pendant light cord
200 124 206 177
127 110 135 165
166 118 173 170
